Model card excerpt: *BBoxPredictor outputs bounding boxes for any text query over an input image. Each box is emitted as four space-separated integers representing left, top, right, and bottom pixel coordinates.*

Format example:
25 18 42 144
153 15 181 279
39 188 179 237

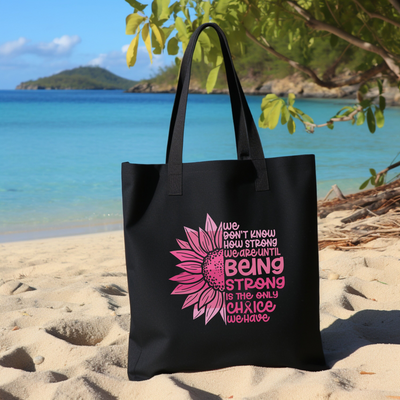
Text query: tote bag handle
167 23 269 195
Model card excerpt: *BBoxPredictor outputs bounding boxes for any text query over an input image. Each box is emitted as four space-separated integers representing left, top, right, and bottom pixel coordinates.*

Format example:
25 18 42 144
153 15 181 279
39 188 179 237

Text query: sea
1 90 399 242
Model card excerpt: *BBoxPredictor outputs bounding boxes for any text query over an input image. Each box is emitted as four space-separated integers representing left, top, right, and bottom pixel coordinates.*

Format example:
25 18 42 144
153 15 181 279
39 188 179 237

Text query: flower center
202 249 225 291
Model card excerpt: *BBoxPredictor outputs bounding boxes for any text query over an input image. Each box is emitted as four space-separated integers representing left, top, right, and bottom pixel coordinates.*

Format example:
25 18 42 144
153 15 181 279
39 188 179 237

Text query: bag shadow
321 309 400 365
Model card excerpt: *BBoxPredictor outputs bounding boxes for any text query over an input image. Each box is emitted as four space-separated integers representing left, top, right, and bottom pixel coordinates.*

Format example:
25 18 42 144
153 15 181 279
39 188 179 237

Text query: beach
0 210 399 399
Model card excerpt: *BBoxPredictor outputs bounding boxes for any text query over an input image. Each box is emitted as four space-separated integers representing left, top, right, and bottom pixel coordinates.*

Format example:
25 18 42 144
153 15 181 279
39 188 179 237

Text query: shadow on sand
321 309 400 365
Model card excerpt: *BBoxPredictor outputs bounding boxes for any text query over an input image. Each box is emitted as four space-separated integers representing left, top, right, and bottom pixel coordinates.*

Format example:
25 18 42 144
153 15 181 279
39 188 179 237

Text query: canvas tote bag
122 22 327 381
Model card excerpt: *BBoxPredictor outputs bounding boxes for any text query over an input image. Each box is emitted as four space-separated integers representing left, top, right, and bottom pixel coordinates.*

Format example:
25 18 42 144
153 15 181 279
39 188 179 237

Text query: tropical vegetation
17 67 137 90
124 0 400 187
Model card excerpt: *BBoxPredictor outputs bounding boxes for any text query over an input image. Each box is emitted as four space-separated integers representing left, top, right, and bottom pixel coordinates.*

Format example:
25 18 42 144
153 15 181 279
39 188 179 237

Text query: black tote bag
122 22 326 381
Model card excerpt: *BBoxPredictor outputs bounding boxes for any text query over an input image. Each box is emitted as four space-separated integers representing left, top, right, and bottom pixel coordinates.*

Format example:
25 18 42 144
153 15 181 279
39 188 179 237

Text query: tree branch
324 0 341 26
359 19 392 55
245 29 332 86
389 0 400 15
352 0 400 28
246 28 389 88
322 24 365 80
285 0 400 78
375 161 400 184
304 106 362 132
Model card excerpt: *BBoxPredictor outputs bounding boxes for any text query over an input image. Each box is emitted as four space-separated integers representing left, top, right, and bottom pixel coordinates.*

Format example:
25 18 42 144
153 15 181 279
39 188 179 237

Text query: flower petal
177 262 202 274
215 222 223 249
220 292 227 325
182 284 208 309
193 304 205 319
205 214 218 246
176 239 191 250
171 280 205 295
205 291 223 325
170 272 203 284
184 227 207 257
199 286 215 309
170 250 203 262
199 228 214 253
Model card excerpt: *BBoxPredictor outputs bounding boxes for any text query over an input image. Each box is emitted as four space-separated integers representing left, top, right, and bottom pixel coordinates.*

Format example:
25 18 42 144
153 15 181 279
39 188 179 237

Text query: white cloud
88 44 130 68
88 45 166 72
34 35 81 56
0 37 28 56
88 50 124 68
0 35 81 58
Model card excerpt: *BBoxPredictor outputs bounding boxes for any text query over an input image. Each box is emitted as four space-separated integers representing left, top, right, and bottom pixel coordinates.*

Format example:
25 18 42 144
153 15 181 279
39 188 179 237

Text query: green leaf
126 33 140 67
327 122 334 130
375 108 384 128
360 99 372 108
167 37 179 55
336 106 354 115
341 109 353 117
377 78 383 95
293 107 314 123
159 0 171 20
202 1 211 24
330 34 338 48
142 23 152 63
261 99 281 128
359 84 369 94
261 102 277 124
193 41 202 62
268 101 283 129
264 93 279 101
288 93 295 106
287 117 295 134
261 94 278 110
179 0 191 22
151 23 165 49
356 111 365 125
359 178 370 190
367 107 376 133
175 16 189 45
379 95 386 111
125 0 147 12
198 31 211 54
281 105 290 125
288 105 302 121
162 24 175 41
126 13 146 35
206 56 222 93
258 113 265 128
369 168 376 176
215 0 230 14
151 30 162 54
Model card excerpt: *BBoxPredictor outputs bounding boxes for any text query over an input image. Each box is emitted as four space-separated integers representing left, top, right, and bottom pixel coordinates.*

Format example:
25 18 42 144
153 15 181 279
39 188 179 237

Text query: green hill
16 67 137 90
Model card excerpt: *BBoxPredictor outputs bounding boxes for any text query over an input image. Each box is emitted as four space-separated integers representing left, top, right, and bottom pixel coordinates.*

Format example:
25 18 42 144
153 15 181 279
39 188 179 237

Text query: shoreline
0 220 123 244
0 178 390 244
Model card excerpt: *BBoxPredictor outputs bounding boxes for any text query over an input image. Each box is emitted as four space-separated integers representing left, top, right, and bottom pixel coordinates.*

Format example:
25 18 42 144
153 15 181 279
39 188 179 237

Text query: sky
0 0 177 89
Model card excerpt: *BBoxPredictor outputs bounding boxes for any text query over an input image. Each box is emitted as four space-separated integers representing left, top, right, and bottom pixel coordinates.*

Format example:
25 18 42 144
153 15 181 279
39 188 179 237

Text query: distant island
16 67 137 90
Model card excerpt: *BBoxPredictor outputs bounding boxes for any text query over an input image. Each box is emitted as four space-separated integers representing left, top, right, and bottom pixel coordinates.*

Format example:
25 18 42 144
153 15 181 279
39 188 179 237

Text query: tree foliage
124 0 400 134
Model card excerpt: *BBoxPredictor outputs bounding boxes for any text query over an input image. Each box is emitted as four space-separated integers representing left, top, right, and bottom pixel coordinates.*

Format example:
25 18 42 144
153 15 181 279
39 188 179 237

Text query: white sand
1 217 399 399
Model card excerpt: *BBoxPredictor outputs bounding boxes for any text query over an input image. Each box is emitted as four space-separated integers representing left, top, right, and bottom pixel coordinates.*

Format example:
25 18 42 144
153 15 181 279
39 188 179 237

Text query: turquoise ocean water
1 90 399 242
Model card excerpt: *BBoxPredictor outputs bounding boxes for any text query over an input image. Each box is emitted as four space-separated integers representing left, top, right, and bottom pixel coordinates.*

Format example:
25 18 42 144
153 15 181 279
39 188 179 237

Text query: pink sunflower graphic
170 214 226 325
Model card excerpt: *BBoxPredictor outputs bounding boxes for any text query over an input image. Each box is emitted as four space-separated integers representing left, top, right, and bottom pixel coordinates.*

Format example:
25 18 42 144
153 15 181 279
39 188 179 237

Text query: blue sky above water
0 0 177 89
